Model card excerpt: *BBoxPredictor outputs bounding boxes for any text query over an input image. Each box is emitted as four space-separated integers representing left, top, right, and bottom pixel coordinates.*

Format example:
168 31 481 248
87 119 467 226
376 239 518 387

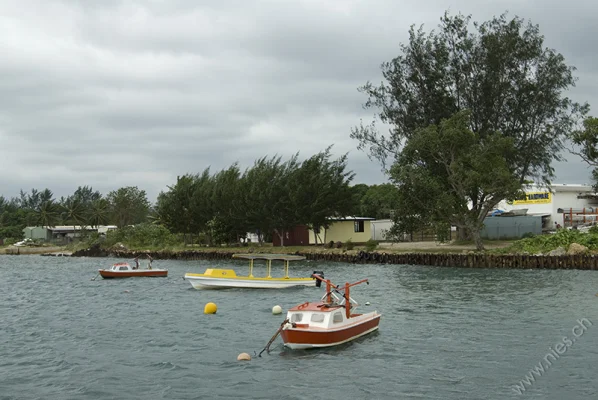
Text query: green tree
18 188 54 226
243 155 300 245
352 11 587 183
352 11 588 248
160 174 197 244
0 196 27 240
209 165 247 245
348 184 370 216
60 196 86 236
88 198 110 228
36 200 61 228
389 111 521 250
359 184 400 219
292 147 355 244
570 116 598 190
189 169 215 244
106 186 151 228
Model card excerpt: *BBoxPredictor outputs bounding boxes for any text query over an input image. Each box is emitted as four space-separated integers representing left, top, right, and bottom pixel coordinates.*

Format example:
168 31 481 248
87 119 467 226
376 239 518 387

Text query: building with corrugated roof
22 225 118 242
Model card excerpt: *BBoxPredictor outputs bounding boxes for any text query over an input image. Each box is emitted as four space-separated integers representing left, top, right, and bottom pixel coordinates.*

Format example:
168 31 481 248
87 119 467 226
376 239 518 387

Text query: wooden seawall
66 248 598 271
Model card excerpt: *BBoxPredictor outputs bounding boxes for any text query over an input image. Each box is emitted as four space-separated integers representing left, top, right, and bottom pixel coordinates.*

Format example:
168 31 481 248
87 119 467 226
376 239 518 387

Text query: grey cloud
0 0 595 203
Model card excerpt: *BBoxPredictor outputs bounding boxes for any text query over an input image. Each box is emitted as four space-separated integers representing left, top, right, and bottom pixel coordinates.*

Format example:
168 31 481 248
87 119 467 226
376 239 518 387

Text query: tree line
0 186 151 240
153 147 399 245
0 148 400 245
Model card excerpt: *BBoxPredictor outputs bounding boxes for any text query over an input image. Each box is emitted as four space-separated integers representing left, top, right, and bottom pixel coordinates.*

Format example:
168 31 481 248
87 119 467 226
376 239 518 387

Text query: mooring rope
258 318 289 357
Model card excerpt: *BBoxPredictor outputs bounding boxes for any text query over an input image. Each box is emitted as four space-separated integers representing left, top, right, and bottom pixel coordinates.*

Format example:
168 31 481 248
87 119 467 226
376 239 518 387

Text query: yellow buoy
237 352 251 361
204 302 218 314
272 305 282 315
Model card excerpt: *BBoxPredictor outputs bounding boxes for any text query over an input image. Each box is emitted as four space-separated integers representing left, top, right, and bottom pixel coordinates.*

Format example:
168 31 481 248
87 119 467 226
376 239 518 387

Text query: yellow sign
512 191 552 205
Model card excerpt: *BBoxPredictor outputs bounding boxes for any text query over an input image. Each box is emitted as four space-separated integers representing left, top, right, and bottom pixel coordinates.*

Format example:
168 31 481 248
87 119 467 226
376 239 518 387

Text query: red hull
281 314 381 349
99 270 168 279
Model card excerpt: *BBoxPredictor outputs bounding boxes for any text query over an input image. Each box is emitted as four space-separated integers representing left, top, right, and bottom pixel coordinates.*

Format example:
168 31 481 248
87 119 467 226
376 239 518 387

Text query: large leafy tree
389 111 521 249
106 186 151 228
71 186 101 206
352 11 588 247
569 116 598 190
358 184 400 219
352 12 586 181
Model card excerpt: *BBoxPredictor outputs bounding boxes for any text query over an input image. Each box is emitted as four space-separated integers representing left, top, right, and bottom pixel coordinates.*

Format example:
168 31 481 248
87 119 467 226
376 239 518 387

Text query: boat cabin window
310 313 325 323
332 312 343 323
119 266 128 271
290 313 303 323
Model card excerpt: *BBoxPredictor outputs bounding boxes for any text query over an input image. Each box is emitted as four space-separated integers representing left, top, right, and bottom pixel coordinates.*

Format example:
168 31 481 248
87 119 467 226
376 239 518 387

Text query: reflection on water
0 255 596 399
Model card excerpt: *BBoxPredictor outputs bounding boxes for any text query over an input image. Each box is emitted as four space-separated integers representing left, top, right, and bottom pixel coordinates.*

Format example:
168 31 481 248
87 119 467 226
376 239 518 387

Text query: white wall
497 184 597 227
371 219 394 241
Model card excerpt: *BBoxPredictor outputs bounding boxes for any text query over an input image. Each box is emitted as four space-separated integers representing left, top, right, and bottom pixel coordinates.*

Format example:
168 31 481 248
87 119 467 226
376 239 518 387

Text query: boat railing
312 274 368 317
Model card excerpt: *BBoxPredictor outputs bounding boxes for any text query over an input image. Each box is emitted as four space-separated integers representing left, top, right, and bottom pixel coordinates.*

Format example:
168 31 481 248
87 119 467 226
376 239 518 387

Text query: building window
354 220 364 233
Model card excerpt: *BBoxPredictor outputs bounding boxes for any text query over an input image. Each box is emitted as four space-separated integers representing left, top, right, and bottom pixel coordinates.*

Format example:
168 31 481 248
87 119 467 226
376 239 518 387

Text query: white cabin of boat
287 303 352 328
110 262 133 271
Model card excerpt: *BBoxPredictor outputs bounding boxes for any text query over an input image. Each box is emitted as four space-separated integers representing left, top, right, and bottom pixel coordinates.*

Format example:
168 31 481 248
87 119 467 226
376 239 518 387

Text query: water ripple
1 255 597 399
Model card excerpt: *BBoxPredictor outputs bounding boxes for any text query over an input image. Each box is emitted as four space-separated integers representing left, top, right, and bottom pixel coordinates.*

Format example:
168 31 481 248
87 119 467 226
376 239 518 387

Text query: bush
364 239 378 252
501 228 598 254
344 239 355 250
3 238 17 246
335 241 343 249
103 224 179 249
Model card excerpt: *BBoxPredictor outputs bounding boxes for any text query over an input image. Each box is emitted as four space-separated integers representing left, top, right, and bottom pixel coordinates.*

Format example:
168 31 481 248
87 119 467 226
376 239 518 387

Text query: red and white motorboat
276 274 381 350
98 261 168 279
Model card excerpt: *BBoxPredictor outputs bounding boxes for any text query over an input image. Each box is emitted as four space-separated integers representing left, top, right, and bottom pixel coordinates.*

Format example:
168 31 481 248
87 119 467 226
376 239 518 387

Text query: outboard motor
312 271 324 287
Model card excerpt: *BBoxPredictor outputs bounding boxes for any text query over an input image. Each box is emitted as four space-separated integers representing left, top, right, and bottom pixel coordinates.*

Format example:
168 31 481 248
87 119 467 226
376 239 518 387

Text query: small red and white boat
98 261 168 279
277 274 381 350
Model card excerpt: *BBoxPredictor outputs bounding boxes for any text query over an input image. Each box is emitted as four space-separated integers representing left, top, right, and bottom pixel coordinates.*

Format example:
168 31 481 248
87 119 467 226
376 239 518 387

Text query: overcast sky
0 0 594 203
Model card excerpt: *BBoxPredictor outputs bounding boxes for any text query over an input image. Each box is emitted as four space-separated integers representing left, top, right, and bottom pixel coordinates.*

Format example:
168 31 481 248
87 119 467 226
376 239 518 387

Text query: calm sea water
0 254 597 399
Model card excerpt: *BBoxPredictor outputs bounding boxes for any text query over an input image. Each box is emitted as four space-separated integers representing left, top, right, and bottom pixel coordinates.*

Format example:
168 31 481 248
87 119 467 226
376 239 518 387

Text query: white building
496 184 598 229
371 219 394 241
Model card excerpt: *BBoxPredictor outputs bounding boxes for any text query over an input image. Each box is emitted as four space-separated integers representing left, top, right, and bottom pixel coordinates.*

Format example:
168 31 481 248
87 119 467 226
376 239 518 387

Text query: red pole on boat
346 278 368 289
345 282 350 318
326 279 332 304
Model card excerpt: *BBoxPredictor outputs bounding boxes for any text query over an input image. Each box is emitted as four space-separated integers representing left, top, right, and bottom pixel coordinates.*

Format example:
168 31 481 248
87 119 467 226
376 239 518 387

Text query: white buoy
365 301 371 306
237 352 251 361
272 305 282 315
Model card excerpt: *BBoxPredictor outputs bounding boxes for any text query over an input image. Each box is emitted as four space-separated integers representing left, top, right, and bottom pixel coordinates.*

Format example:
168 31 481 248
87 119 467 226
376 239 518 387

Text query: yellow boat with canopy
183 253 323 290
